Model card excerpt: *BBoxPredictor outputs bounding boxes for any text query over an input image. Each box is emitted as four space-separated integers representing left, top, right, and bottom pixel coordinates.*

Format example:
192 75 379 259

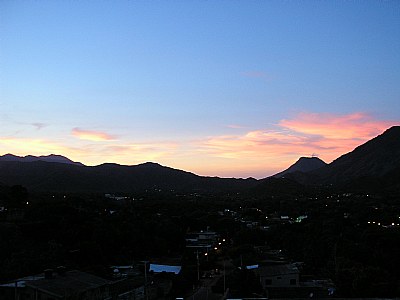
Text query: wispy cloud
31 122 47 130
0 137 84 157
0 135 179 167
197 112 396 166
226 124 247 129
279 112 391 140
71 127 116 141
0 112 395 179
93 141 179 163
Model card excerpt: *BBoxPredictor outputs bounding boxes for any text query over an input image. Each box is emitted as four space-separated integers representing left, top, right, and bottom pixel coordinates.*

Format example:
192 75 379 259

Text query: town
1 183 399 299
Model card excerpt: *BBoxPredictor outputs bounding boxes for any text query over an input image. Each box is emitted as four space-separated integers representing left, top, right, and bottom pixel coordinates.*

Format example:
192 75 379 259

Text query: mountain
1 126 398 193
0 154 84 166
273 157 327 178
0 160 257 193
313 126 400 185
280 126 400 186
251 176 307 197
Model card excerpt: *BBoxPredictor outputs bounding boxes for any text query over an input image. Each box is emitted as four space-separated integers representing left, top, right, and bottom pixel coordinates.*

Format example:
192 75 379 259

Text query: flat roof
259 264 299 277
149 264 181 274
25 270 110 297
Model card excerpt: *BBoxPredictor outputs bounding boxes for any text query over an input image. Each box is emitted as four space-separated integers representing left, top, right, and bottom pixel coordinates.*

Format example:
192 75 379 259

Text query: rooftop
258 264 299 277
24 270 110 297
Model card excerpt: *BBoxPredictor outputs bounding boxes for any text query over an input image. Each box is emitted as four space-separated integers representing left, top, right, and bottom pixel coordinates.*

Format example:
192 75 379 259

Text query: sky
0 0 399 178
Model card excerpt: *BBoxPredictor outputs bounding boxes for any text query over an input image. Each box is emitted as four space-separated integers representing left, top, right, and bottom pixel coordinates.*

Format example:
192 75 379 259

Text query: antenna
311 153 319 158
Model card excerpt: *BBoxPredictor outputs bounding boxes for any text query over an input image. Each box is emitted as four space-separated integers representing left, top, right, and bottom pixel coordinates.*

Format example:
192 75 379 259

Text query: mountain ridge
273 156 327 178
0 159 258 193
312 125 400 184
282 126 400 186
0 154 84 166
0 126 398 193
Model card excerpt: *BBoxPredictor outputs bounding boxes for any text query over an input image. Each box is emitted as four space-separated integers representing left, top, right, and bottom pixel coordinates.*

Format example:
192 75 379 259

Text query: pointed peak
273 156 327 178
297 156 325 163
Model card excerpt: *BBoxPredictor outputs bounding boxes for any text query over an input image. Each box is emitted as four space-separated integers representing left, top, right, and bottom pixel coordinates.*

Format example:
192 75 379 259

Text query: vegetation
0 182 400 297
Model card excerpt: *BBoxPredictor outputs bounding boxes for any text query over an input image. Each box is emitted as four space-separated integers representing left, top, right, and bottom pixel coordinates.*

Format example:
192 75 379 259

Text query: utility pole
141 261 149 300
223 260 226 292
196 250 200 281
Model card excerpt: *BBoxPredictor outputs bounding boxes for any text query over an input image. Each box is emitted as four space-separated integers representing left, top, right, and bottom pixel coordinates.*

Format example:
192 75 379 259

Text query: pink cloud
279 112 392 140
71 127 116 141
197 112 396 174
226 124 247 129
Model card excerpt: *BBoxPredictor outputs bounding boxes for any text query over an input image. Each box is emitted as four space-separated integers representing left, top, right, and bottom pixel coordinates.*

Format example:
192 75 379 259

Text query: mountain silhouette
0 160 257 193
281 126 400 187
313 126 400 184
0 154 84 166
273 157 327 178
0 126 398 193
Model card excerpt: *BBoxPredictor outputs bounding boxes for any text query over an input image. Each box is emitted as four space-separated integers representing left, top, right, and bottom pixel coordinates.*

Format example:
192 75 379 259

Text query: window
265 279 272 285
290 279 297 285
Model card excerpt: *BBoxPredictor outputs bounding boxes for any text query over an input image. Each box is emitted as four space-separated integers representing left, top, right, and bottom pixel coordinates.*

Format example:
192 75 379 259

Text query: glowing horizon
0 112 396 179
1 2 399 179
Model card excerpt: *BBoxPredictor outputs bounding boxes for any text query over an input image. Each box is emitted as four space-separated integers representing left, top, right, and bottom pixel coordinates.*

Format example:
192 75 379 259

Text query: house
185 229 219 250
257 263 335 298
0 269 143 300
259 263 299 289
24 269 111 299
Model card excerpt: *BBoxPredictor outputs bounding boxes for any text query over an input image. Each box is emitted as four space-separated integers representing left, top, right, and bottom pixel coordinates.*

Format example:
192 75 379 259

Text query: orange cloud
0 137 86 159
0 112 395 179
196 112 396 176
71 127 116 141
280 112 392 140
0 135 179 168
226 124 247 129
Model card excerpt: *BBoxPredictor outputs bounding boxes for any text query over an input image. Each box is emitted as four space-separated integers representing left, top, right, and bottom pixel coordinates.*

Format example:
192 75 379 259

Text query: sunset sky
1 1 399 178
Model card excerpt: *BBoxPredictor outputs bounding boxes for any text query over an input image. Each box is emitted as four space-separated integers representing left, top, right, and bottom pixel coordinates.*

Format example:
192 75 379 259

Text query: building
257 263 335 298
259 263 299 289
185 230 219 250
0 269 143 300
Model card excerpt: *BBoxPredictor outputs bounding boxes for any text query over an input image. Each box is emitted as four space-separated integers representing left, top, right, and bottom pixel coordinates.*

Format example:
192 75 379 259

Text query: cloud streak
71 127 116 141
0 137 84 158
31 122 47 130
0 112 396 178
197 112 396 176
279 112 391 140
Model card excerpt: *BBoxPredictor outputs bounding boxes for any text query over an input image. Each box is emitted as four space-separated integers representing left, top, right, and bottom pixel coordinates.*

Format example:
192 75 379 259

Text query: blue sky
1 1 399 178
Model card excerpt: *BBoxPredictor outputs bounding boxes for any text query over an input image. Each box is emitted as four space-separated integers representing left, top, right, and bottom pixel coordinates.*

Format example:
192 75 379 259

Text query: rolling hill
0 126 398 193
0 160 257 193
